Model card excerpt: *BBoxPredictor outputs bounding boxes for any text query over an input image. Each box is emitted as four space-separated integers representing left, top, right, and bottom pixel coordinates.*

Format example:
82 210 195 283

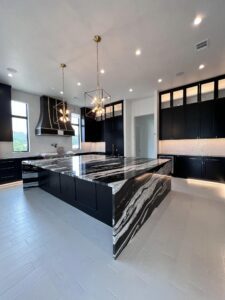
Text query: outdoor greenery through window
11 100 29 152
71 113 80 149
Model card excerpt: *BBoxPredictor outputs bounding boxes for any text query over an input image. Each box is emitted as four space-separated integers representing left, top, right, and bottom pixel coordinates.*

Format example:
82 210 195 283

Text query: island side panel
112 161 172 259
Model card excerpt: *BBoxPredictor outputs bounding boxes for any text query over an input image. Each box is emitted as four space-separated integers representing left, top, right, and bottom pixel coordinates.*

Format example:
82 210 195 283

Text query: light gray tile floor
0 178 225 300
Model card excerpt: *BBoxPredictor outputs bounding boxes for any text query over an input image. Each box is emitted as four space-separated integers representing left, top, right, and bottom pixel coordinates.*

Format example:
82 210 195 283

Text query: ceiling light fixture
129 88 133 92
60 91 64 94
100 69 105 74
135 49 141 56
158 78 162 83
77 82 81 86
199 64 205 70
84 35 111 119
194 15 202 26
8 73 13 78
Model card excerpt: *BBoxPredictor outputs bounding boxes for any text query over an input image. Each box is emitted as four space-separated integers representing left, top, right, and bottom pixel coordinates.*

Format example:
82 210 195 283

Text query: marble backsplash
159 139 225 157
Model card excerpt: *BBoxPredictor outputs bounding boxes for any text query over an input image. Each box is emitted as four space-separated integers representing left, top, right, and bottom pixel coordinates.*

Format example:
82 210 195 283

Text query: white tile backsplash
159 139 225 157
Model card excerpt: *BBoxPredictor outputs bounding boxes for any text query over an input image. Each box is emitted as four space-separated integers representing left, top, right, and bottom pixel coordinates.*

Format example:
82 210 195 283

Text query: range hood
35 96 74 136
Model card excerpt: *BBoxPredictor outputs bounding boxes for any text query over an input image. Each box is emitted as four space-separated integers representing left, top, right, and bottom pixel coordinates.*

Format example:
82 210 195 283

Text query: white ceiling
0 0 225 106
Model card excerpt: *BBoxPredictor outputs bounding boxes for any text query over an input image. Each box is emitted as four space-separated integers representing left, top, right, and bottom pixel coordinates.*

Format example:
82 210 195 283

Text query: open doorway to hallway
135 114 154 158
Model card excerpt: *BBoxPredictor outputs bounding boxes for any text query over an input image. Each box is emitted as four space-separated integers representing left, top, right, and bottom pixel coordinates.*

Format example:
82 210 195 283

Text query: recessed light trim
129 88 133 92
135 49 141 56
158 78 162 83
199 64 205 70
77 82 81 86
100 69 105 74
194 15 202 26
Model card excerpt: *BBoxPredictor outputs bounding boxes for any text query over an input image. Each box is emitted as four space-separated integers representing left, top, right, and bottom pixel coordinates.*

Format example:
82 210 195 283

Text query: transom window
11 100 29 152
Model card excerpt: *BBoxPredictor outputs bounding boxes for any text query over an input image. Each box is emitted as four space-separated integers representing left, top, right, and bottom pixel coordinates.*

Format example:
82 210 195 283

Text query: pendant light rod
94 35 101 91
60 63 66 101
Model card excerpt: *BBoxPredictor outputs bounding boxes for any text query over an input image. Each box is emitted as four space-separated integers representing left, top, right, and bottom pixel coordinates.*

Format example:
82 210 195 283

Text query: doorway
135 114 154 158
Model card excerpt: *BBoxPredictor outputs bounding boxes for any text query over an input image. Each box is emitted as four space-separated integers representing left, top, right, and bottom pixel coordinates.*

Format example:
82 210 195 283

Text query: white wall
0 89 80 158
124 92 158 158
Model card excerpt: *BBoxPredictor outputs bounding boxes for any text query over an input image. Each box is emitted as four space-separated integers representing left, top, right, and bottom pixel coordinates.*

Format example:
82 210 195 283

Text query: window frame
71 113 80 150
11 100 29 153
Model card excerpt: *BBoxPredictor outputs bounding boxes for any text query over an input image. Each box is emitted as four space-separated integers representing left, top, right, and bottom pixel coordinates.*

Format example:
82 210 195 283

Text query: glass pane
12 117 28 152
72 125 79 149
114 103 122 116
173 90 183 107
71 113 79 125
105 105 113 118
218 79 225 99
11 100 27 117
161 93 170 109
201 82 215 102
186 86 198 104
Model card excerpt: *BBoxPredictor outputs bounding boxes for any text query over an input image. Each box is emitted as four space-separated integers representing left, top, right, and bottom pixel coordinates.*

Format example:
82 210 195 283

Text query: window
71 113 80 149
11 100 29 152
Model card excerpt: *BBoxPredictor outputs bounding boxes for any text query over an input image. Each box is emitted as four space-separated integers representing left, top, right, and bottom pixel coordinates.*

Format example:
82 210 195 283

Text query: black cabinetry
80 107 104 142
159 74 225 140
159 154 225 183
0 83 12 141
104 101 124 156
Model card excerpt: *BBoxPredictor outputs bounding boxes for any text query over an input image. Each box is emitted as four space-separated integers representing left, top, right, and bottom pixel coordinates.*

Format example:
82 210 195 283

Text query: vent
195 39 208 51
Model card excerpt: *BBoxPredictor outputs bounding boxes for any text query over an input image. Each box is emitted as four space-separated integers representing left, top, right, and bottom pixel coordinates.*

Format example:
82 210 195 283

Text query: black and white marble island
22 155 172 258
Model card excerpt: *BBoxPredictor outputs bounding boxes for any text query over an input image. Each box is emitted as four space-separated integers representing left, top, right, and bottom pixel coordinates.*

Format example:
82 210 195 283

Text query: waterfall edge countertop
22 155 170 191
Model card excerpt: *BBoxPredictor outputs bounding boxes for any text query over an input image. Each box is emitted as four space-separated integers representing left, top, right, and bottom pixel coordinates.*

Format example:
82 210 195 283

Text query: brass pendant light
84 35 111 120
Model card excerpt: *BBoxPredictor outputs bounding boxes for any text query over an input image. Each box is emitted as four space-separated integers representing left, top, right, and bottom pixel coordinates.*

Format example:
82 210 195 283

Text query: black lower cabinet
75 178 97 210
174 156 202 179
60 174 76 206
40 170 61 197
204 158 225 183
171 154 225 183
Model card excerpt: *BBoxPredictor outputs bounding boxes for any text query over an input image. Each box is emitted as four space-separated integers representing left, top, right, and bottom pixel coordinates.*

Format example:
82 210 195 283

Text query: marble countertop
23 155 170 186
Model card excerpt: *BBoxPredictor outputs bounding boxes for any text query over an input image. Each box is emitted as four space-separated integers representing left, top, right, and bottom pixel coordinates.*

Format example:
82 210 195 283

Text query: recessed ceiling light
8 73 13 78
60 91 64 95
100 69 105 74
6 67 17 74
77 82 81 86
158 78 162 83
129 88 133 92
194 15 202 26
135 49 141 56
199 64 205 70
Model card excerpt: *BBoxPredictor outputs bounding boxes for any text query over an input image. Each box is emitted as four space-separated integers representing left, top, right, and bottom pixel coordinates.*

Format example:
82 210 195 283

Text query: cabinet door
185 103 199 139
186 157 202 179
60 174 76 205
172 106 185 139
215 99 225 138
199 101 215 138
160 108 173 140
104 118 114 154
174 156 187 178
113 116 124 156
204 158 225 183
75 178 97 210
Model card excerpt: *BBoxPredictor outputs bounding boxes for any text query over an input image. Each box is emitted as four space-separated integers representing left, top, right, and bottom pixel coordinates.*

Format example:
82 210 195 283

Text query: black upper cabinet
0 83 12 141
199 101 215 138
160 108 172 140
215 99 225 138
159 74 225 140
104 101 124 156
172 106 185 139
185 103 199 139
80 107 104 142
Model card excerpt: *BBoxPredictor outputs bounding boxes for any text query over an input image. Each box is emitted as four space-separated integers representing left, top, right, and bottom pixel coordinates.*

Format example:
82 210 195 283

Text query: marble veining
23 155 170 189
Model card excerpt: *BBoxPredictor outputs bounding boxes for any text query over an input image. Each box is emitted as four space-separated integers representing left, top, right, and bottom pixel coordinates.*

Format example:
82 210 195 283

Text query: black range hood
35 96 74 136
